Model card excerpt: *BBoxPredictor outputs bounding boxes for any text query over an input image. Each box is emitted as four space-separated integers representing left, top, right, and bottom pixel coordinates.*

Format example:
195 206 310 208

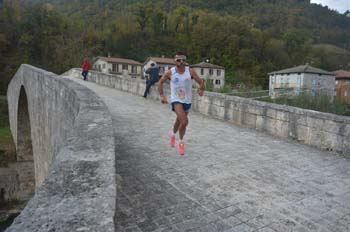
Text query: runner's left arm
190 68 204 96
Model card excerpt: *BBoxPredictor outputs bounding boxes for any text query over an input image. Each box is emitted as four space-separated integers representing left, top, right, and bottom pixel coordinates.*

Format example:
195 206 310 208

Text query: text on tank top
170 66 192 104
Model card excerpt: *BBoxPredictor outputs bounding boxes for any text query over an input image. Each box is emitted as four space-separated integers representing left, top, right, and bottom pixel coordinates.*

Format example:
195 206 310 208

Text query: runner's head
174 52 186 68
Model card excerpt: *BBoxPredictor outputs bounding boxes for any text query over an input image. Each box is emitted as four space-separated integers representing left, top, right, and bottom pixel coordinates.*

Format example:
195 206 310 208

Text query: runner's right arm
158 70 171 104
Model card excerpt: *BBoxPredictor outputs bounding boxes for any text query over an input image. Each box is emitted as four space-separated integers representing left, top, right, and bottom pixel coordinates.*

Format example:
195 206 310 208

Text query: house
335 70 350 103
143 57 176 78
268 64 335 99
92 56 142 79
191 62 225 89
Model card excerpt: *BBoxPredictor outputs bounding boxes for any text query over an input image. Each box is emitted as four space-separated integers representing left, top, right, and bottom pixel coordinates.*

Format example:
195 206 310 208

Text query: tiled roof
191 62 224 69
268 64 334 75
99 56 141 65
335 70 350 79
147 57 175 65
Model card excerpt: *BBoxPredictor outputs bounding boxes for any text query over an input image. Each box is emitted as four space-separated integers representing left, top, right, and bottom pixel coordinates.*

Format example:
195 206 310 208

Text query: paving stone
225 223 254 232
73 78 350 232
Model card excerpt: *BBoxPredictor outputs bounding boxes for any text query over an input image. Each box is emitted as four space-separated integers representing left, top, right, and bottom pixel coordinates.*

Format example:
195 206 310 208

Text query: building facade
191 62 225 89
92 56 142 79
268 64 335 99
335 70 350 103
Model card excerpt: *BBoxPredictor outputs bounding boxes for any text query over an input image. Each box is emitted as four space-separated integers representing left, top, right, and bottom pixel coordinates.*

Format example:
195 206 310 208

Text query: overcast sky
310 0 350 13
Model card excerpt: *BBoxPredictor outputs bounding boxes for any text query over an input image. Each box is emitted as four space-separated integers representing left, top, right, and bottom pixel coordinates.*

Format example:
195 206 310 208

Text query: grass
262 91 350 116
0 96 16 167
0 127 12 142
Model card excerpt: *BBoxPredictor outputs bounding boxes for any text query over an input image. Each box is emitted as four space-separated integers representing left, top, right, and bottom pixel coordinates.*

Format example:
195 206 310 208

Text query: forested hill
1 0 350 93
26 0 350 47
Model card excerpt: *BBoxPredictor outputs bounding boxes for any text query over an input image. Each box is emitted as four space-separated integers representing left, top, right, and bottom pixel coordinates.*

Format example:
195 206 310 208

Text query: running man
158 52 204 155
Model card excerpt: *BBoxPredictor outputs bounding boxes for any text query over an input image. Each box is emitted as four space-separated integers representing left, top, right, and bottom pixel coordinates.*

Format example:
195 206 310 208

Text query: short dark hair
150 63 155 66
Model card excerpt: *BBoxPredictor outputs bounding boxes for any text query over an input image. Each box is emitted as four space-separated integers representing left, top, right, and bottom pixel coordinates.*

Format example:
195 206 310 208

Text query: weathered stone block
242 112 257 128
276 111 289 121
266 108 277 119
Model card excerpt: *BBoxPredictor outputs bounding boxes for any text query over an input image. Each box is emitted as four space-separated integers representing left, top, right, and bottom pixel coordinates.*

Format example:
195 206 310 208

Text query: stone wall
0 168 19 203
66 68 350 155
0 162 35 204
6 65 116 232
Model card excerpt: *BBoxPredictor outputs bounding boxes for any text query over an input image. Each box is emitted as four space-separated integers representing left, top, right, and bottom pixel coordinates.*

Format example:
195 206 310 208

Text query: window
217 70 221 76
131 65 137 73
122 64 128 70
112 64 117 72
210 79 214 84
215 80 221 85
209 69 213 75
201 68 204 75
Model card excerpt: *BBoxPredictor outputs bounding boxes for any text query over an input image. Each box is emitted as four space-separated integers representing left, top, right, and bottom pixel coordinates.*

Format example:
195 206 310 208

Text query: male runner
158 52 204 155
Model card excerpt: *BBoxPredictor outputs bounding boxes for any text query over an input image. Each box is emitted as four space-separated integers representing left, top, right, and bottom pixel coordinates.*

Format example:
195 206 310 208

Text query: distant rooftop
335 70 350 79
98 56 141 65
147 57 175 65
191 62 224 69
268 64 334 75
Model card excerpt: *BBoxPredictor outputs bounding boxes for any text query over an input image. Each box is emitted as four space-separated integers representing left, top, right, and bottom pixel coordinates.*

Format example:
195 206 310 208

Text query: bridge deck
71 78 350 232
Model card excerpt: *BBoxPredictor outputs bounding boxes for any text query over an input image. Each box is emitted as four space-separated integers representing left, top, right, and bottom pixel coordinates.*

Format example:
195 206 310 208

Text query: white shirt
170 66 192 104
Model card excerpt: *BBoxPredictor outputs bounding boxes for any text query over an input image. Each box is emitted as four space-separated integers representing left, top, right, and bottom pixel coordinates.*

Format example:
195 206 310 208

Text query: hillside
0 0 350 93
25 0 350 48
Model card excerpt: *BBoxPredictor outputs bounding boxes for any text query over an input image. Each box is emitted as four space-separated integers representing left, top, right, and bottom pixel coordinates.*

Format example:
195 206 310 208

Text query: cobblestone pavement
72 78 350 232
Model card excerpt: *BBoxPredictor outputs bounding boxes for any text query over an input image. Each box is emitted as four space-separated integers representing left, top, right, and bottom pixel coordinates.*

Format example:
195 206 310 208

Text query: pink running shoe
170 135 175 147
178 142 185 156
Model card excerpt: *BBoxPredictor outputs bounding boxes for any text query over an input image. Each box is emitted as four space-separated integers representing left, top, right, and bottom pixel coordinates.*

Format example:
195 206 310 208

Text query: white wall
93 59 109 73
193 67 225 88
270 73 335 98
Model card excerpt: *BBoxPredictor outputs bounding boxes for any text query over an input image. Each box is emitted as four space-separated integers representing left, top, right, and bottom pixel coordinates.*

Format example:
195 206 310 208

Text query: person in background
81 59 90 81
143 63 160 98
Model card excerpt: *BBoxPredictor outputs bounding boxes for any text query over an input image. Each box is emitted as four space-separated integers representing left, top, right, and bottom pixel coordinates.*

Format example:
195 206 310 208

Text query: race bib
175 88 186 100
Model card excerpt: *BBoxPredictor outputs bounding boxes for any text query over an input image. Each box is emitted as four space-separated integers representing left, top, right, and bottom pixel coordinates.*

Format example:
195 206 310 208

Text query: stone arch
15 86 35 197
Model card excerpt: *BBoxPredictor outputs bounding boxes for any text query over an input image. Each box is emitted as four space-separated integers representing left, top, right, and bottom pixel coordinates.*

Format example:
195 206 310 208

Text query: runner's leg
173 103 188 140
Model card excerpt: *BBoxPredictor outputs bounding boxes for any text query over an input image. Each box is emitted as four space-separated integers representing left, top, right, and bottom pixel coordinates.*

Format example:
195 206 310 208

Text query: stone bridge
5 64 350 231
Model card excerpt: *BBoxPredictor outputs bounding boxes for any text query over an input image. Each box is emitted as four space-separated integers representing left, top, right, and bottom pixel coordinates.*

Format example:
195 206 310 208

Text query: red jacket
82 61 90 71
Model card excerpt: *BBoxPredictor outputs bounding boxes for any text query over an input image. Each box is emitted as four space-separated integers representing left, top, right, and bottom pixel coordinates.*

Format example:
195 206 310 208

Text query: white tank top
170 66 192 104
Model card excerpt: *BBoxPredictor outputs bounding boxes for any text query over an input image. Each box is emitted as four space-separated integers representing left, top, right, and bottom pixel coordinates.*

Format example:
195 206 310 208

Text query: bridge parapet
6 65 116 232
66 68 350 155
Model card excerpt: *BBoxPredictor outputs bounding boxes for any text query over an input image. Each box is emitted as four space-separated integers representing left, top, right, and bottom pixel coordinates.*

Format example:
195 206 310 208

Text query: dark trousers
82 71 88 80
143 78 158 97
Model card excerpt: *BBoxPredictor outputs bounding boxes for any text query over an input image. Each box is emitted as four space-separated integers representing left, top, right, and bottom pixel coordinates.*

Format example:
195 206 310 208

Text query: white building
143 57 176 79
191 62 225 89
268 64 335 99
92 56 142 79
